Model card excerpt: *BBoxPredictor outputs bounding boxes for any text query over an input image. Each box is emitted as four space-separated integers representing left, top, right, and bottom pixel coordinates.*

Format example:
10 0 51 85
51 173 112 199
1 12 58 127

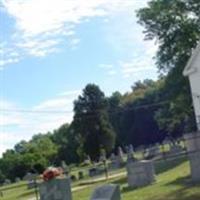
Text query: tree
52 124 80 164
73 84 116 160
137 0 200 134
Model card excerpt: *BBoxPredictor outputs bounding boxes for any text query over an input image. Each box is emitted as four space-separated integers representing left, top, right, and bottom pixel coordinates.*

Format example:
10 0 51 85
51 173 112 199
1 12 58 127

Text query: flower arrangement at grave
42 167 63 181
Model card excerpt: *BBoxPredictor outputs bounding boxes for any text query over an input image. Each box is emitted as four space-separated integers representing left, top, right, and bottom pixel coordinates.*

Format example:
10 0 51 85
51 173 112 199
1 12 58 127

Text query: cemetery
1 0 200 200
0 139 200 200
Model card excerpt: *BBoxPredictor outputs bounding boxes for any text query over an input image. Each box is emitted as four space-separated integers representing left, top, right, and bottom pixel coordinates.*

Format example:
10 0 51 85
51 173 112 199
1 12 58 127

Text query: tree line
0 0 200 183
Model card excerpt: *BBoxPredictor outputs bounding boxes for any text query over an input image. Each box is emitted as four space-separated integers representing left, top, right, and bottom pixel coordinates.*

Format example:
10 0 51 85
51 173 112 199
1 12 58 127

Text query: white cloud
119 42 158 78
1 0 150 67
59 89 81 97
108 69 117 76
99 63 118 76
0 89 80 156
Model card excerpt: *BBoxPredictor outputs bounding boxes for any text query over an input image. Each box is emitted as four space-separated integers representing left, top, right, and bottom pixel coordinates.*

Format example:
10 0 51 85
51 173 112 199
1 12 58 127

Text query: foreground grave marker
39 178 72 200
127 160 155 188
185 132 200 182
90 184 121 200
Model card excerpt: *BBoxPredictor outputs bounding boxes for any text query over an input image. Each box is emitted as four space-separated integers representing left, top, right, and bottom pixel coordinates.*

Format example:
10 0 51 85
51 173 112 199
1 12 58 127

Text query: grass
1 157 200 200
73 157 200 200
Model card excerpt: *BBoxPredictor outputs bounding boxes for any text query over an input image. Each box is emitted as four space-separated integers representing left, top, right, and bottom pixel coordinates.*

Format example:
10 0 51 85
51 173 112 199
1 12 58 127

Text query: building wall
189 56 200 130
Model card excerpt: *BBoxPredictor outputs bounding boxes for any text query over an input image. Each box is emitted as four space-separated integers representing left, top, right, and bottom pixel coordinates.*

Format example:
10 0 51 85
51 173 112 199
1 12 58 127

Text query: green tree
137 0 200 134
73 84 115 160
52 124 80 164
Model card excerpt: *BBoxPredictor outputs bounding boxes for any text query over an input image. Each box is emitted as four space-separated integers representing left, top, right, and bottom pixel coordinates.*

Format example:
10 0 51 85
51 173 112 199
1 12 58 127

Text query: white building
183 42 200 131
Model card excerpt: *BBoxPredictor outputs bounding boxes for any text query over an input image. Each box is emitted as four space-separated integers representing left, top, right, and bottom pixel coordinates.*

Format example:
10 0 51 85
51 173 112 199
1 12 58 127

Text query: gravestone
129 144 134 154
61 161 69 175
110 153 120 169
89 168 98 177
184 132 200 182
3 179 11 185
78 171 84 180
127 160 155 188
84 155 92 165
169 144 183 155
145 145 160 159
23 173 34 181
15 177 21 183
126 145 136 162
39 178 72 200
90 184 121 200
117 147 124 166
24 173 38 189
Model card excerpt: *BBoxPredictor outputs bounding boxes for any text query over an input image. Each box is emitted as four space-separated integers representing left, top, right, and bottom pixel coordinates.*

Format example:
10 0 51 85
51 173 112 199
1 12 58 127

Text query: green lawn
1 157 200 200
73 158 200 200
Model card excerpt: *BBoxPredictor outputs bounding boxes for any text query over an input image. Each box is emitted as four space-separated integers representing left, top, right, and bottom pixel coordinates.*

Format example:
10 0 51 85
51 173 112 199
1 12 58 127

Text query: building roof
183 42 200 76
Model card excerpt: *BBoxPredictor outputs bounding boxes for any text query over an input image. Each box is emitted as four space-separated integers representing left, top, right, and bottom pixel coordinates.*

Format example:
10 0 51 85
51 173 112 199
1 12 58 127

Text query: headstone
110 153 120 169
3 179 11 185
28 180 37 189
78 171 84 180
169 144 183 155
61 161 69 175
23 173 37 181
129 144 134 154
89 168 98 177
39 178 72 200
145 145 160 159
24 173 38 189
70 175 77 182
126 145 136 162
89 167 103 177
15 177 21 183
184 132 200 182
127 160 155 188
117 147 124 166
84 155 92 165
90 184 121 200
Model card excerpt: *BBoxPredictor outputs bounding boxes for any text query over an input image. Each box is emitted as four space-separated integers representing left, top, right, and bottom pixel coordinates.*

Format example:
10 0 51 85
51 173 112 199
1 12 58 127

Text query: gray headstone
145 146 160 158
90 184 121 200
15 177 21 183
23 173 37 181
184 132 200 182
127 160 156 188
39 178 72 200
3 179 11 185
117 147 124 165
28 180 37 189
170 144 183 155
110 154 120 169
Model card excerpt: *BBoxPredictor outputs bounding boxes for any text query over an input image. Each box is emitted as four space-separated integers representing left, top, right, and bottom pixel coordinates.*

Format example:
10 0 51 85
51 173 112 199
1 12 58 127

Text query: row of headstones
83 142 184 179
39 178 121 200
109 143 184 168
39 159 156 200
39 131 200 200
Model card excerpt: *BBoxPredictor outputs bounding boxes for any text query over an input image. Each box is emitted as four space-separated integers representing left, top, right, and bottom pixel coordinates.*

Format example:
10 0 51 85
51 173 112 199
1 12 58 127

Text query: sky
0 0 158 156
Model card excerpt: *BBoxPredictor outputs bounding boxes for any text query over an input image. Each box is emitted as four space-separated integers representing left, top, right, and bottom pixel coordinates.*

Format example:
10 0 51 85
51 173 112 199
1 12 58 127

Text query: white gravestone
39 178 72 200
90 184 121 200
184 132 200 182
127 160 155 188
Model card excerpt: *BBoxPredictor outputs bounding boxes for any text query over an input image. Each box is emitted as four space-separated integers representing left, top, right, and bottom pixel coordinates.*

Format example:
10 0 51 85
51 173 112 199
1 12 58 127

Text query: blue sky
0 0 158 156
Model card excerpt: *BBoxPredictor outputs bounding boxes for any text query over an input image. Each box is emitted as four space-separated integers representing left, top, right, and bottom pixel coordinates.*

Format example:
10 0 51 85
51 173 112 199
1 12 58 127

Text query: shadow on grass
155 156 187 175
154 187 200 200
165 175 200 188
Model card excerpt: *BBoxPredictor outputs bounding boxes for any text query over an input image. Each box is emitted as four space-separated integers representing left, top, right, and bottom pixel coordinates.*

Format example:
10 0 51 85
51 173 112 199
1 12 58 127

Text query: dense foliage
72 84 115 160
0 0 199 183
